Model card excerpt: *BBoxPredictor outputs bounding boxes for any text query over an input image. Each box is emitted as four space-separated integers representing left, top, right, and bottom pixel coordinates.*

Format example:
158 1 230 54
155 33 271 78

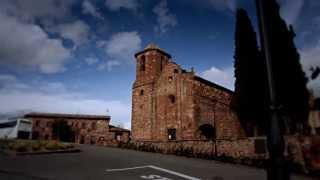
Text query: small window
168 129 176 140
46 121 52 127
44 134 49 140
140 56 146 71
168 95 175 103
174 69 179 73
140 89 144 96
35 120 39 127
91 122 96 130
82 122 86 128
160 56 164 71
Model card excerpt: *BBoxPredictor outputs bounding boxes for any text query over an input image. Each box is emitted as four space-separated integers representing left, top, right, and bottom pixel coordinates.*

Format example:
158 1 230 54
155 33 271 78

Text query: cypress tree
257 0 309 134
232 9 267 136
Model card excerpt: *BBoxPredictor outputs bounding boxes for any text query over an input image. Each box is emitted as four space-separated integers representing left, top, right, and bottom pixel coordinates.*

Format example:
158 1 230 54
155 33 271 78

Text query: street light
255 0 290 180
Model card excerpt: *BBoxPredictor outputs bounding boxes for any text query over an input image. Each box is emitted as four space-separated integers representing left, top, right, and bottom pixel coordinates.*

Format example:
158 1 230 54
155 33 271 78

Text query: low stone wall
216 138 259 158
125 140 216 159
119 136 320 174
125 137 266 160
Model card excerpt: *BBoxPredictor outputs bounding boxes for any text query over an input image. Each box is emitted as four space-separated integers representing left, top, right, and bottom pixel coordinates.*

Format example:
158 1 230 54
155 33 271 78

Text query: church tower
131 43 171 141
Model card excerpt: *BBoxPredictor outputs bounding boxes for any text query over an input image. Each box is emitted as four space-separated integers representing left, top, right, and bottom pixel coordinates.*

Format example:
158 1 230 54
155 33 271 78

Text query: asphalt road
0 145 316 180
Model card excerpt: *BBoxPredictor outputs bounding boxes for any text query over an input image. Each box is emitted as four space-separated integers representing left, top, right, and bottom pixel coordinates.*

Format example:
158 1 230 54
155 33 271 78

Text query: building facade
132 44 244 142
24 113 130 145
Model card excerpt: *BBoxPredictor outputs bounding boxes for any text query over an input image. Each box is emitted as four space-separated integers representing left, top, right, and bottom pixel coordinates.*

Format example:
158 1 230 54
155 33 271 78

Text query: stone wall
128 136 320 173
132 137 264 159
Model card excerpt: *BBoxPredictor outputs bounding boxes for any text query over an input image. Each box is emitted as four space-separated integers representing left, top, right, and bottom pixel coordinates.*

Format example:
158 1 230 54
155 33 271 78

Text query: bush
64 143 74 149
14 142 29 152
31 142 41 151
45 141 60 151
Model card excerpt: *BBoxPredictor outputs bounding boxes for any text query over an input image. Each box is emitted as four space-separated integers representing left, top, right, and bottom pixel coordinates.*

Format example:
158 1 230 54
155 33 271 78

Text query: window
35 120 39 127
160 56 164 71
91 122 96 130
168 95 175 103
46 121 52 127
168 129 176 140
44 134 49 140
140 89 144 96
174 69 179 73
114 132 123 141
140 55 146 71
82 122 86 128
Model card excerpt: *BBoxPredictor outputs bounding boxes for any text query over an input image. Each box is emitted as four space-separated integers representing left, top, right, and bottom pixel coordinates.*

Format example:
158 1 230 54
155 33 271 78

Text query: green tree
232 8 268 136
257 0 309 134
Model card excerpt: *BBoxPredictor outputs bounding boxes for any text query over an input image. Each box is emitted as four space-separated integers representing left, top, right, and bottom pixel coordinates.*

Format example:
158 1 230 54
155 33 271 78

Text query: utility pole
255 0 290 180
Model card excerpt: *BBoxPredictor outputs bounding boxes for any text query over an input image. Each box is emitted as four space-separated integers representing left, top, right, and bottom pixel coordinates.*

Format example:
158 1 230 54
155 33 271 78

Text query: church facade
132 44 245 142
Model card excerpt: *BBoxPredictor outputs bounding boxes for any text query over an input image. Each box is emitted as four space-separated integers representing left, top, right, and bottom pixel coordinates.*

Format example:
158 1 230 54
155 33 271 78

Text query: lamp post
255 0 290 179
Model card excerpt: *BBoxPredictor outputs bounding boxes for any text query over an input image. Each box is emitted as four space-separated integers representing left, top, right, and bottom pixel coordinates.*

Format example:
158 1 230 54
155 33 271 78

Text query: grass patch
0 139 75 153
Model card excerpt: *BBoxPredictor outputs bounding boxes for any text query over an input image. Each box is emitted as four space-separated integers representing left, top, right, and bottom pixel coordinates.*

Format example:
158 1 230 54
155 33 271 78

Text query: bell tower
131 43 171 141
134 43 171 87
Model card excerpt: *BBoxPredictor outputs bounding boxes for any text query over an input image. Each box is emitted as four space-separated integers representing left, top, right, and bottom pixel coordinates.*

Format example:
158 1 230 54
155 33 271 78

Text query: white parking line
106 165 201 180
106 165 150 172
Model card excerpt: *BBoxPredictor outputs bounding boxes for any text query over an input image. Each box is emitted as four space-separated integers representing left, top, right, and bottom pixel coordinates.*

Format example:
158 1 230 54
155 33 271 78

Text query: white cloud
0 75 131 129
0 0 76 23
279 0 304 25
153 0 177 33
0 12 71 74
85 57 99 65
102 31 141 63
300 44 320 97
200 66 235 90
97 60 121 71
51 20 91 48
208 0 237 12
0 74 16 82
82 0 104 20
105 0 138 11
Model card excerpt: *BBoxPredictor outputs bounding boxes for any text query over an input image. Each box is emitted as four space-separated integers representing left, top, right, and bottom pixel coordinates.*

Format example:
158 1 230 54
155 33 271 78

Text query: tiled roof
109 125 130 132
135 43 171 58
24 112 110 120
194 76 233 94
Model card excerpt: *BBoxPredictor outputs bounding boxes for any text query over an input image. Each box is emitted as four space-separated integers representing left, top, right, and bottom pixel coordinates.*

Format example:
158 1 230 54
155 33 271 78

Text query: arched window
140 55 146 71
140 89 144 96
199 124 215 140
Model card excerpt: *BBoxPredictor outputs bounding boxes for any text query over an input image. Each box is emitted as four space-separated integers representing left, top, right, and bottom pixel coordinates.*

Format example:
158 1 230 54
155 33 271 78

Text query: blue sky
0 0 319 128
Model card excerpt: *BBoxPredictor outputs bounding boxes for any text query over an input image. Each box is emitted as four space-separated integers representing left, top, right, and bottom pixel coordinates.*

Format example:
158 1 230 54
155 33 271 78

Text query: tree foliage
257 0 310 133
52 120 74 142
232 1 310 135
232 8 268 135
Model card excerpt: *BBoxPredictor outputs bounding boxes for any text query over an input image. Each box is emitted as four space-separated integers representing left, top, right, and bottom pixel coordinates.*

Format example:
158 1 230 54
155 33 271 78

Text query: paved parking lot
0 145 316 180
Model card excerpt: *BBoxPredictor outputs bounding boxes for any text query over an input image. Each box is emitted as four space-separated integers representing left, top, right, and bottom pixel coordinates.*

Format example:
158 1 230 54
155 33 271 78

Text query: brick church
132 44 245 142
